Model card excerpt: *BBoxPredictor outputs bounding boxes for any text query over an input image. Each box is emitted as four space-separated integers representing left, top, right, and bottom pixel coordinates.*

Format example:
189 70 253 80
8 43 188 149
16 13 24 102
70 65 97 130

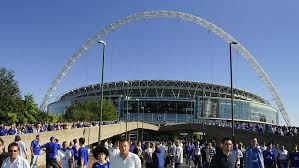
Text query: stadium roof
58 80 269 105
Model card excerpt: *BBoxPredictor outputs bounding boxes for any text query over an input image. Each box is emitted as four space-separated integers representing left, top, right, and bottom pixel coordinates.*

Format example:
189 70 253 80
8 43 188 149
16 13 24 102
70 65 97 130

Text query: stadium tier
48 80 278 124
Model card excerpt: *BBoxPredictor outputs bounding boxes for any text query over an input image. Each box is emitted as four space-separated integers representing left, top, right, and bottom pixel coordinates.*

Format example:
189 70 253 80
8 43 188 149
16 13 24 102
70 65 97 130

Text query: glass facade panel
250 103 277 124
48 100 72 115
49 95 278 125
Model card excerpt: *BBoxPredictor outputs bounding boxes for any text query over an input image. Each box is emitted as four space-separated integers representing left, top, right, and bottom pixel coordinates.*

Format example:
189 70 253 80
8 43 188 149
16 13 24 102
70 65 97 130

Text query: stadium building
48 80 279 124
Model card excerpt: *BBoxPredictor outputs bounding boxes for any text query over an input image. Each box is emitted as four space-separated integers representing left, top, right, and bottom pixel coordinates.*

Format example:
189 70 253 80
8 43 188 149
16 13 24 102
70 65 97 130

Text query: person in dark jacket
210 137 238 168
201 143 211 168
152 145 165 168
0 138 9 167
262 143 276 168
133 141 144 164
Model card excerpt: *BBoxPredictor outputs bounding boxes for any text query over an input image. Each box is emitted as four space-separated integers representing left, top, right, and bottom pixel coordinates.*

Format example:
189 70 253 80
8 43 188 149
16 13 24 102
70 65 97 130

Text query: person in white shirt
144 142 154 168
108 140 113 150
110 139 141 168
109 140 120 158
57 141 73 168
193 141 201 168
1 142 30 168
260 142 267 153
277 145 288 168
174 140 183 168
15 135 28 159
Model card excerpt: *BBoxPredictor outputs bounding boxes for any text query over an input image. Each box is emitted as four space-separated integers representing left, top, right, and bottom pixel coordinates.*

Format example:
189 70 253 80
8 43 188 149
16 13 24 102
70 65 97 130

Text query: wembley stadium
48 80 279 124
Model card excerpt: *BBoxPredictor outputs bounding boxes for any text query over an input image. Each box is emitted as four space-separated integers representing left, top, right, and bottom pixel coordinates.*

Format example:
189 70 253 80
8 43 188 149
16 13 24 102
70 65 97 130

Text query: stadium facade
48 80 279 124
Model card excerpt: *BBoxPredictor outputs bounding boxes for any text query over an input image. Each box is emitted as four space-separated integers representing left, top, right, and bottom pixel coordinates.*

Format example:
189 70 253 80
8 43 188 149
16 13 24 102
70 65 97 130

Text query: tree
0 67 22 124
0 67 58 124
63 99 118 121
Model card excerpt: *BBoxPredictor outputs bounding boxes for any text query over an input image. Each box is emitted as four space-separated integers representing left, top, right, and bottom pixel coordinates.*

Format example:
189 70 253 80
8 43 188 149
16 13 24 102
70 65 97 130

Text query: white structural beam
40 10 290 126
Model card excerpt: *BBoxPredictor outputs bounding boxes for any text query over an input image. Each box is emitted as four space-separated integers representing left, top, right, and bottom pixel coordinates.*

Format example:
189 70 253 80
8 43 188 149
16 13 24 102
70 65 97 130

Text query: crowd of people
0 121 121 136
197 120 299 137
1 134 299 168
1 119 298 138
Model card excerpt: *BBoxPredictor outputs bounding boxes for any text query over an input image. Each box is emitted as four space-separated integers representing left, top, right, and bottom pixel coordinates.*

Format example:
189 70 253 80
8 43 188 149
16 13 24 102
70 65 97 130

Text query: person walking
210 137 238 168
288 144 299 168
238 143 246 168
110 138 141 168
207 142 216 162
144 142 154 168
152 144 165 168
244 138 264 168
57 141 73 168
30 135 41 168
1 142 30 168
108 140 120 159
201 143 211 168
92 146 110 168
67 141 75 165
262 143 276 168
41 136 60 168
0 137 9 167
174 140 183 168
233 144 243 168
15 135 28 159
193 141 201 168
133 141 143 164
72 139 78 167
77 137 88 168
277 145 288 168
185 142 193 168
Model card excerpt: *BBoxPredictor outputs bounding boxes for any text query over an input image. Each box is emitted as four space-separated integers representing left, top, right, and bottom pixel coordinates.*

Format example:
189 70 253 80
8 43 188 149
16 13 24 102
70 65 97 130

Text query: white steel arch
40 10 291 125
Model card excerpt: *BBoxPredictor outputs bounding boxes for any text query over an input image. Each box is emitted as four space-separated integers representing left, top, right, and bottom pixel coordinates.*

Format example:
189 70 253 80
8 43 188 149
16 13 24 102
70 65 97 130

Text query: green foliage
0 67 61 125
63 99 118 121
0 67 21 121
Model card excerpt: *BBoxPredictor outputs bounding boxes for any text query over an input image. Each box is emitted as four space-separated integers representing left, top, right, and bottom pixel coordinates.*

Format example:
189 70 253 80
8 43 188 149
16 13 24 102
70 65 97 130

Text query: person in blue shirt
78 137 88 168
152 144 165 168
7 125 17 135
92 146 110 168
0 124 7 136
244 138 264 168
41 136 60 168
262 143 276 168
68 141 75 162
72 139 78 166
30 135 41 168
288 144 299 168
185 142 194 167
129 141 136 153
141 142 147 151
22 126 29 134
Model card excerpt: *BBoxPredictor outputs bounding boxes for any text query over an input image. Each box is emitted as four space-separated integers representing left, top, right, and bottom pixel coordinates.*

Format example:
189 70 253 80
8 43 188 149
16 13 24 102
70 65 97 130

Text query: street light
229 41 238 145
136 98 140 141
97 40 106 144
124 80 130 139
141 106 144 141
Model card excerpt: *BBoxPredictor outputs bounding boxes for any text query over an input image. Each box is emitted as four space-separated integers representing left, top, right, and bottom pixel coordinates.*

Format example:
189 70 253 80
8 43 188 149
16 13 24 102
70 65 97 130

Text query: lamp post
202 86 205 138
97 40 106 144
141 106 144 141
124 81 130 139
229 41 238 145
136 98 140 141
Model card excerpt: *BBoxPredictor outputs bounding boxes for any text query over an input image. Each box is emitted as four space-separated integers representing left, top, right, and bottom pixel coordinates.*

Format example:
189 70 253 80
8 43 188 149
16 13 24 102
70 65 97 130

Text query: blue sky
1 1 298 125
